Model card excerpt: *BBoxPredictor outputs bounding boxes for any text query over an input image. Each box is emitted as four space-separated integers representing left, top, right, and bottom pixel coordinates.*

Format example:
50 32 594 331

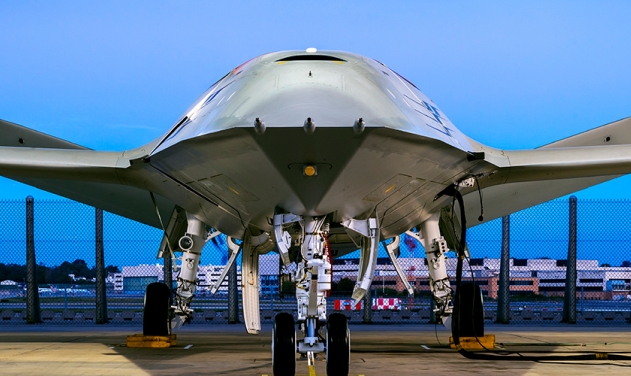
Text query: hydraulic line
450 187 631 362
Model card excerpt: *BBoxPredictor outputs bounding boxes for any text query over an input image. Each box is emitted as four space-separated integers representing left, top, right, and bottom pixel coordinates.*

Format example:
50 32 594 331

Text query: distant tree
621 261 631 268
601 263 611 268
0 260 116 284
36 263 47 284
48 262 73 283
335 278 355 293
47 259 95 284
71 259 93 279
105 265 120 273
0 263 26 282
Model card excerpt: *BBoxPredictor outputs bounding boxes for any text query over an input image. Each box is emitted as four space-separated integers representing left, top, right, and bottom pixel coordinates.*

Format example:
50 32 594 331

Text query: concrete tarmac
1 324 631 375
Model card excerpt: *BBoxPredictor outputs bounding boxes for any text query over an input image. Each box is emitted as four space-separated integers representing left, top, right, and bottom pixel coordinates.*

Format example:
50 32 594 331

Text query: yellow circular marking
304 165 316 177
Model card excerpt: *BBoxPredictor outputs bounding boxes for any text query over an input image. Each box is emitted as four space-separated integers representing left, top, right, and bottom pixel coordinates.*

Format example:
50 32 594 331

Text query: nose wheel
273 313 297 376
272 312 351 376
326 313 350 376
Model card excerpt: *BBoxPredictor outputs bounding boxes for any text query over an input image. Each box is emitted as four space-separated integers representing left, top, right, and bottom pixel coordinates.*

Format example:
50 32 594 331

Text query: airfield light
306 47 317 53
304 165 317 177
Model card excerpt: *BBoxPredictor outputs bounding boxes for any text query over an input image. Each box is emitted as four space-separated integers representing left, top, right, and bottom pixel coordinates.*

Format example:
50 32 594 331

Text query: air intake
276 55 346 62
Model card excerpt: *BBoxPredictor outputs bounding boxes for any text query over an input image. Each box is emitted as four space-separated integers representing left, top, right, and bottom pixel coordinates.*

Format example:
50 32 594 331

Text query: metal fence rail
1 196 631 325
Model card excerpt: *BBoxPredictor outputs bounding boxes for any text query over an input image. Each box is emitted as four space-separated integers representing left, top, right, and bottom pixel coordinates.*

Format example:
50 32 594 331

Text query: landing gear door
341 218 380 302
242 231 261 335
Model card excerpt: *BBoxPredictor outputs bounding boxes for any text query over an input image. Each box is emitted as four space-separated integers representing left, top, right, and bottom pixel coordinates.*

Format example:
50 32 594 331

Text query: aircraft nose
236 80 403 131
163 59 408 150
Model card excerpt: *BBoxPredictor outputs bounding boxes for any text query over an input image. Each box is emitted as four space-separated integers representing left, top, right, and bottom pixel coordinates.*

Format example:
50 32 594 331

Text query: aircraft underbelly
149 126 490 238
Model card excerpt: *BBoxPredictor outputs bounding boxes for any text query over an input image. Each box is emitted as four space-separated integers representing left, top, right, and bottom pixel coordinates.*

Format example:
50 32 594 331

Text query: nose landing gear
272 214 355 376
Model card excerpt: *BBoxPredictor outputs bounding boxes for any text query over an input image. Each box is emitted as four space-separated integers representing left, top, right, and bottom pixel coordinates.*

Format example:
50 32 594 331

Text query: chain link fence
1 197 630 325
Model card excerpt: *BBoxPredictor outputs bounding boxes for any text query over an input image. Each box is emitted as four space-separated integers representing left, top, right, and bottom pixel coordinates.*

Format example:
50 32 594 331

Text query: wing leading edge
463 117 631 226
0 119 173 228
3 115 631 231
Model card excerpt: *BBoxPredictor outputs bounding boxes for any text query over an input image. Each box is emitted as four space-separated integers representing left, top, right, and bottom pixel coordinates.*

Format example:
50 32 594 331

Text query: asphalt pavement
2 323 631 375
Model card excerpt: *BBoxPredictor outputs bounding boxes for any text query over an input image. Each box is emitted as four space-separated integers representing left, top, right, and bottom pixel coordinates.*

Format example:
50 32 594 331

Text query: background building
113 255 631 300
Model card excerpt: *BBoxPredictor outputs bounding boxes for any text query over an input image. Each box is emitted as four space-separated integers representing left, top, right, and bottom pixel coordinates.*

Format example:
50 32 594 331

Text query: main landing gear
143 282 171 336
143 210 228 334
403 209 486 337
453 283 484 338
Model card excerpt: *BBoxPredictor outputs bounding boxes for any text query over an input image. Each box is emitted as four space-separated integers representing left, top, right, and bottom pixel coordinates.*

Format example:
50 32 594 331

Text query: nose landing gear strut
273 214 351 376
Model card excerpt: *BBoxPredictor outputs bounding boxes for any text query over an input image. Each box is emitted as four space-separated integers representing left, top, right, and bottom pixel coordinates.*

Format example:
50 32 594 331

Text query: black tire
143 282 171 336
272 312 296 376
452 282 484 338
326 313 350 376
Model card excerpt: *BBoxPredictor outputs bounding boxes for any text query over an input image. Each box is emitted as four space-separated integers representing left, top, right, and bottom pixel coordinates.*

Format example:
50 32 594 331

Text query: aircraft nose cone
225 60 405 131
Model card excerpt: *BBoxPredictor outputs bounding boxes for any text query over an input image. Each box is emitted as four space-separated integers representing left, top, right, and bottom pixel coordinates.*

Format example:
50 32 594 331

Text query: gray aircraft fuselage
6 49 627 243
141 50 493 239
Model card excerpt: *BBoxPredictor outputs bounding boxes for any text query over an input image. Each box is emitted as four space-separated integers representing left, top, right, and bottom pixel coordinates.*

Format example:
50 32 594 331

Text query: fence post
563 196 577 324
363 287 372 323
496 215 511 324
228 253 239 324
95 208 108 324
25 196 41 324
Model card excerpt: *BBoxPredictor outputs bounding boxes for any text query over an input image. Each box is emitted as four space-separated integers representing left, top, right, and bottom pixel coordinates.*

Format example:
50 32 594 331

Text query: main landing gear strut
143 210 225 333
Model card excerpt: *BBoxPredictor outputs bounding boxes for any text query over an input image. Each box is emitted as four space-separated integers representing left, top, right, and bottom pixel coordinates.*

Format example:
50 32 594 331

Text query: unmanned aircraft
2 49 631 375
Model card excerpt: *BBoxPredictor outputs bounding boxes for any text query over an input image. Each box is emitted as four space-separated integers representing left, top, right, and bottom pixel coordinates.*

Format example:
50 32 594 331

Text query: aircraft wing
0 119 173 228
463 117 631 226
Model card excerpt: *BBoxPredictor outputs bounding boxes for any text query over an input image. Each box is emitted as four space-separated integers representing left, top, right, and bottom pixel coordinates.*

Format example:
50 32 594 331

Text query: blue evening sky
1 1 631 199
